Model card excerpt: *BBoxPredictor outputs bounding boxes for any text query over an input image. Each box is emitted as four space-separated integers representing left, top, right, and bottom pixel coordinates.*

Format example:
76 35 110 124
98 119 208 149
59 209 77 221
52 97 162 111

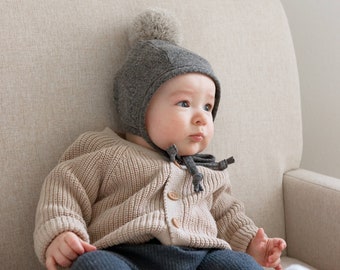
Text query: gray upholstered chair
1 1 339 269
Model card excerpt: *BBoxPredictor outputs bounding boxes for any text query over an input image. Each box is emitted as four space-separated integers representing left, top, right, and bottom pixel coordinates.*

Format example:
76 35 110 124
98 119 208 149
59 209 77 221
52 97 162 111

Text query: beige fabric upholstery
1 1 338 269
284 169 340 270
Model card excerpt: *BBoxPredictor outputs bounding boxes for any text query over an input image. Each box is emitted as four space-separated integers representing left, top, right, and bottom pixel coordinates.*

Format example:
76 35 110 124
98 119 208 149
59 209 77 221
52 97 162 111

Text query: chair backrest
0 1 302 268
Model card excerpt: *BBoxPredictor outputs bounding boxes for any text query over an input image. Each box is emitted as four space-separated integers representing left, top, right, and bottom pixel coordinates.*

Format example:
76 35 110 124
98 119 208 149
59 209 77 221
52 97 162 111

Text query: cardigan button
171 218 180 228
167 191 180 201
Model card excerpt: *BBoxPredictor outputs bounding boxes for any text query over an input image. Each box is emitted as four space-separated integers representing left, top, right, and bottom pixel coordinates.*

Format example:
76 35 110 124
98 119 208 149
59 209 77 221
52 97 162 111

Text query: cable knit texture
34 128 258 265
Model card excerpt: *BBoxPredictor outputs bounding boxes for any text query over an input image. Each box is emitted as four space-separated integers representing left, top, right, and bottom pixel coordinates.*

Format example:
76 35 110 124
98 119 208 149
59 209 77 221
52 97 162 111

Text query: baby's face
145 73 215 156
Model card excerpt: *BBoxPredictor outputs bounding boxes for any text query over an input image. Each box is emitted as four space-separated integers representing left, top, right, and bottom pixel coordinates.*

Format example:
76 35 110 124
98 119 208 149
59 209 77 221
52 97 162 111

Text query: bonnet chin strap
166 145 235 193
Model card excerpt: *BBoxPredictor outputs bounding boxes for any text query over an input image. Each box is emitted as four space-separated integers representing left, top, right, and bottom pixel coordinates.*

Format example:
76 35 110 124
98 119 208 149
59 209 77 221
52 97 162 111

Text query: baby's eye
204 103 213 112
177 101 190 108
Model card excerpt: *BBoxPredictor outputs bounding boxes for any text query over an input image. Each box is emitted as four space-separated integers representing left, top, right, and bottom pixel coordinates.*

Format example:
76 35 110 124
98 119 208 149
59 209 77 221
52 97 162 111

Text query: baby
34 9 286 270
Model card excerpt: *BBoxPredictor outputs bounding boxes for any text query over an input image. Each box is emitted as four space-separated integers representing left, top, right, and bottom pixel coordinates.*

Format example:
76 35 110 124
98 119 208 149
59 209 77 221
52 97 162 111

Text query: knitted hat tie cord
166 145 235 192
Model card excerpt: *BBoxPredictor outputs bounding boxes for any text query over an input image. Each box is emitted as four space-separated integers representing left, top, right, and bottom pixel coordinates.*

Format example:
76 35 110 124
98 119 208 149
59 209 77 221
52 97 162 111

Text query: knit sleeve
33 150 104 265
211 188 258 252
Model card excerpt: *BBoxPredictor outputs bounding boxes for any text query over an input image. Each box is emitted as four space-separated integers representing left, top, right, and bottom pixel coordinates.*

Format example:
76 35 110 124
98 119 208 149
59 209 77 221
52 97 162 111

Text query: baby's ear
128 8 182 48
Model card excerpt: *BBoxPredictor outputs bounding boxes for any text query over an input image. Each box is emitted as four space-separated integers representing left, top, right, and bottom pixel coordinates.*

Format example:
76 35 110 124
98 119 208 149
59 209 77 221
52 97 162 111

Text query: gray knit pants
71 240 262 270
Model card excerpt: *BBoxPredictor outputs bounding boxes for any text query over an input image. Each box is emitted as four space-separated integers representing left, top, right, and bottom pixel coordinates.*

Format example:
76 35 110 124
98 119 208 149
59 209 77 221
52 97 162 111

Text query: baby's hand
246 228 286 270
45 231 97 270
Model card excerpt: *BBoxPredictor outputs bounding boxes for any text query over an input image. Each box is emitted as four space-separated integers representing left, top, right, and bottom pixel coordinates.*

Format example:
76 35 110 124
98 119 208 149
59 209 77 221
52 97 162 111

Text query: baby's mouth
189 133 204 142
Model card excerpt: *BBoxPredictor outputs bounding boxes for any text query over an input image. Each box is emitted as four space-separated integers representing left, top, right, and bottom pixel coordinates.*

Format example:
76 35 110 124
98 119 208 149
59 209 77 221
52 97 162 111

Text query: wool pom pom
128 8 182 47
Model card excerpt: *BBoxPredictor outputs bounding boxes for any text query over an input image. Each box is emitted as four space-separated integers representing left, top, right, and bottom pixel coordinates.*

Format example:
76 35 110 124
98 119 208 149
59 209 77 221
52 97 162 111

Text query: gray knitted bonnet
113 9 221 150
113 9 234 193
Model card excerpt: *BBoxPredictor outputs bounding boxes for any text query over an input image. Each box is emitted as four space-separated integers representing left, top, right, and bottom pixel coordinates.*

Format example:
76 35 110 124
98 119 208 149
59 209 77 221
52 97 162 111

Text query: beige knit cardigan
34 128 258 264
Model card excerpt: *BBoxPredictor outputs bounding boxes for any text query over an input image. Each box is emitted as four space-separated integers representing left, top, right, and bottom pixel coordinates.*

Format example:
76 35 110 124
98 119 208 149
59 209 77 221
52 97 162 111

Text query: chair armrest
283 169 340 270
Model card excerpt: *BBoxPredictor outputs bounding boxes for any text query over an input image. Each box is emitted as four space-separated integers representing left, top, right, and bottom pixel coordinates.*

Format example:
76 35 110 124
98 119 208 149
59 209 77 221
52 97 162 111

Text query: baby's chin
166 145 203 157
177 150 201 156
